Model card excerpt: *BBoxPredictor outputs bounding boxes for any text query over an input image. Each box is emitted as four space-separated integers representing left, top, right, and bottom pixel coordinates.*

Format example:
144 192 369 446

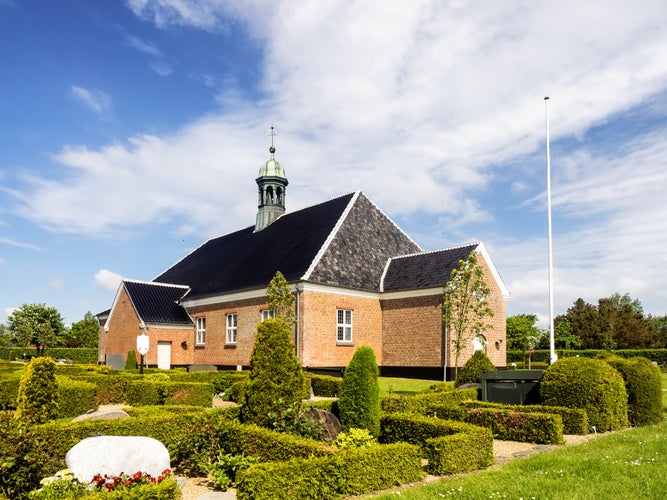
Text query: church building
97 139 509 380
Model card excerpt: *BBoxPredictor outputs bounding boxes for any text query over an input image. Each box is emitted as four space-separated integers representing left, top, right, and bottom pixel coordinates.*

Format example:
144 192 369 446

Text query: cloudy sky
1 0 666 327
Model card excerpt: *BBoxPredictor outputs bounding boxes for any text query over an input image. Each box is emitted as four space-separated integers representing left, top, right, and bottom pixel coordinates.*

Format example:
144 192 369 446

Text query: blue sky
1 0 667 327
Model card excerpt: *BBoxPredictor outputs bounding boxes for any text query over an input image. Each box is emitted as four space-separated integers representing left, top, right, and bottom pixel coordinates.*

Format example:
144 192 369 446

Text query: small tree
455 350 495 387
66 311 100 348
7 303 65 354
338 346 381 438
266 271 296 325
443 252 494 377
241 318 306 428
14 357 59 425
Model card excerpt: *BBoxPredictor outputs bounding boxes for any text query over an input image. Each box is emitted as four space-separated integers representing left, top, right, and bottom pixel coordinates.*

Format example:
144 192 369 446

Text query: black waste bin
481 370 544 405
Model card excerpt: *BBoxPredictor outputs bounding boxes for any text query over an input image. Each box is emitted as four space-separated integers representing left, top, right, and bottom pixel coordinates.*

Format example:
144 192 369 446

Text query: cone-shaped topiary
540 357 628 432
125 350 138 370
241 318 306 428
603 355 663 427
338 346 381 437
455 350 495 387
14 356 59 425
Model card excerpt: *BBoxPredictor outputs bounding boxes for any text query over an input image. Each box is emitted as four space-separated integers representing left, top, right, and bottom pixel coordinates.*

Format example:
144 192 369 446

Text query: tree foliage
266 271 296 326
506 314 546 351
455 350 495 387
6 304 65 352
443 252 494 375
241 318 306 428
66 311 100 348
338 346 381 437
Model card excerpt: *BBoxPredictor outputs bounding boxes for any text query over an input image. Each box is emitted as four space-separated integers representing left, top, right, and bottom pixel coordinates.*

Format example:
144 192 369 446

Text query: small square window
261 309 275 321
196 317 206 345
336 309 352 343
226 313 238 344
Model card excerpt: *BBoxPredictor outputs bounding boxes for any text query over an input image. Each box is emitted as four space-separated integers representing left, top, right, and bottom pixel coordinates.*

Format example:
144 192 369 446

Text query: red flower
133 471 143 480
162 468 171 475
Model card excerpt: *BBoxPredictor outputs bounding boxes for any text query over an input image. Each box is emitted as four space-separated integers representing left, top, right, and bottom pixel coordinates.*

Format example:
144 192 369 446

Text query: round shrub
338 346 381 437
14 356 59 425
540 357 628 432
604 356 663 427
241 318 307 428
455 350 495 387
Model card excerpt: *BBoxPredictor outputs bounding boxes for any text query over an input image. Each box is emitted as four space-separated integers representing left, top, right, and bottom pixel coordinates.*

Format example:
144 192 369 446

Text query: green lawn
377 377 441 396
370 371 667 499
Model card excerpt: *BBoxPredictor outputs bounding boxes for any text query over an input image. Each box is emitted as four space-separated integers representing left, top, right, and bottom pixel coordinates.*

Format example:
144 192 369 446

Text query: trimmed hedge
236 443 424 500
57 377 97 418
540 357 628 431
338 346 381 437
380 413 493 475
455 350 495 387
169 370 248 394
465 408 563 444
0 348 98 363
381 388 478 413
308 373 342 397
604 356 663 427
507 348 667 365
460 400 588 435
0 371 21 409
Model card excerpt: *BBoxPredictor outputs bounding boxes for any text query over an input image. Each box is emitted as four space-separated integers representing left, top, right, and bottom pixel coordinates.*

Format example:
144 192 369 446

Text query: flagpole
545 97 558 365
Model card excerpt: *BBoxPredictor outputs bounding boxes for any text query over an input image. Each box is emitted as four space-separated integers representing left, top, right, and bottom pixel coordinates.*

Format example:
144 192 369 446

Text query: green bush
308 373 342 397
15 357 59 425
0 371 21 409
540 357 628 431
241 319 307 428
228 379 247 403
381 388 477 414
419 381 456 393
604 356 663 427
126 380 213 407
380 413 493 475
236 443 424 500
56 377 97 418
455 350 495 387
0 411 62 499
125 350 138 370
338 347 381 437
465 408 563 444
507 348 667 365
461 400 588 435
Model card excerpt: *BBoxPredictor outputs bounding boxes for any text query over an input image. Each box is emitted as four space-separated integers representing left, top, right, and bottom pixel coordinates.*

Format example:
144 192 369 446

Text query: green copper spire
255 126 288 232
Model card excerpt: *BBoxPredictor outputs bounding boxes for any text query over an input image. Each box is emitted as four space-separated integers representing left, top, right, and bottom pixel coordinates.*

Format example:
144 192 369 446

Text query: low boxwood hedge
461 400 588 435
465 408 563 444
381 388 477 413
308 373 342 397
236 442 424 500
57 377 97 418
380 413 493 475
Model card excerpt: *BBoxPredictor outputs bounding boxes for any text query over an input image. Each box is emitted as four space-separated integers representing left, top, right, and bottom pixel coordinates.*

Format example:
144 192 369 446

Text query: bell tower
255 127 288 232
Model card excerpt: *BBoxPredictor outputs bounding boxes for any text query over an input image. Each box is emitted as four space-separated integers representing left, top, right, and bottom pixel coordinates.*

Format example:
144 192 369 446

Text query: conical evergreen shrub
241 318 306 428
455 350 495 387
14 356 59 425
338 346 381 437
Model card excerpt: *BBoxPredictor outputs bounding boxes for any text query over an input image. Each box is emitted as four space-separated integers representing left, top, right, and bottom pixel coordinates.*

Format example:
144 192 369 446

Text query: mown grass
371 370 667 499
378 377 439 396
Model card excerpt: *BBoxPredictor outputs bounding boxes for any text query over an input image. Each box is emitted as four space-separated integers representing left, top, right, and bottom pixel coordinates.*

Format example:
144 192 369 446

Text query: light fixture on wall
181 340 188 349
495 339 503 350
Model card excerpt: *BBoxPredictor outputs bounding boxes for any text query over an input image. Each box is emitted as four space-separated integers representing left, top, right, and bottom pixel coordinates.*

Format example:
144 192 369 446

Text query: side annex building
98 144 509 380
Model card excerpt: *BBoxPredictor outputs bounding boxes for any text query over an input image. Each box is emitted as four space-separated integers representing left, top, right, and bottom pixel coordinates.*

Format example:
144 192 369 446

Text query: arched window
473 334 487 353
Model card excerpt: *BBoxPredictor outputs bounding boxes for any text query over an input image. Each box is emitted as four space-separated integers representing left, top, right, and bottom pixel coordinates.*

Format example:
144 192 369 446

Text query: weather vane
265 125 277 152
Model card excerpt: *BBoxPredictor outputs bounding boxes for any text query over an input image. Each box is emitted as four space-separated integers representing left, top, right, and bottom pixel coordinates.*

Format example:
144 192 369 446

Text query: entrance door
157 341 172 370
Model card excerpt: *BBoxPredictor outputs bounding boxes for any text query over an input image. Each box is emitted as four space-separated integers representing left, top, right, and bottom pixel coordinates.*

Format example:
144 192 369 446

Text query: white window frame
260 309 275 322
226 313 238 344
337 309 353 343
195 317 206 346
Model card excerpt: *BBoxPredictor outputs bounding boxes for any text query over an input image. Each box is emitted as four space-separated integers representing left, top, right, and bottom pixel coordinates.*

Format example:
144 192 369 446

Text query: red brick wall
381 294 444 367
299 290 383 368
101 286 194 367
186 296 279 367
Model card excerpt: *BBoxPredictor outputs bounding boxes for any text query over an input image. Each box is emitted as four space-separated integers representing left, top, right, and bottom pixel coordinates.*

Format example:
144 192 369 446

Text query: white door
157 341 172 370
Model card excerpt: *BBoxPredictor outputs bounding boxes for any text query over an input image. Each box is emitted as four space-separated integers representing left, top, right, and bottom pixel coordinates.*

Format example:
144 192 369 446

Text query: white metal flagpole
545 96 558 365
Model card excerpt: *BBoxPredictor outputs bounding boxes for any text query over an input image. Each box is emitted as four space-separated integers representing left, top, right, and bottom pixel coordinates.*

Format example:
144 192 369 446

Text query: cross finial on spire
265 125 277 153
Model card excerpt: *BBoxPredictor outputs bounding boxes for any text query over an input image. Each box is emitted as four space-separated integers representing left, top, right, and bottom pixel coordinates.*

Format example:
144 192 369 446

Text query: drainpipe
442 291 448 382
295 283 302 361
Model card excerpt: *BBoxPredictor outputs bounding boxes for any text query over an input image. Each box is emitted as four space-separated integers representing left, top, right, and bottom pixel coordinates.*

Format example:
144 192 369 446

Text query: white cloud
10 1 667 317
124 34 162 57
49 278 64 289
95 269 124 291
70 85 111 113
1 307 16 324
0 236 41 251
0 257 5 265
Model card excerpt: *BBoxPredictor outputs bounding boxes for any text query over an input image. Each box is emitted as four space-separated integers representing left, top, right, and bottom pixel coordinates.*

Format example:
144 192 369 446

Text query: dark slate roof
124 281 192 325
155 193 356 300
381 243 479 292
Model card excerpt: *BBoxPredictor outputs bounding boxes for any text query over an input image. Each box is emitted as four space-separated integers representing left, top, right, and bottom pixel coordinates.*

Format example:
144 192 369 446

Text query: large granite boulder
66 436 170 481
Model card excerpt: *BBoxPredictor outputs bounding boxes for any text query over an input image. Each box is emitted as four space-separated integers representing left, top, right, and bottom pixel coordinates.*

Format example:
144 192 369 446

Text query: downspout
442 290 448 382
295 283 302 361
